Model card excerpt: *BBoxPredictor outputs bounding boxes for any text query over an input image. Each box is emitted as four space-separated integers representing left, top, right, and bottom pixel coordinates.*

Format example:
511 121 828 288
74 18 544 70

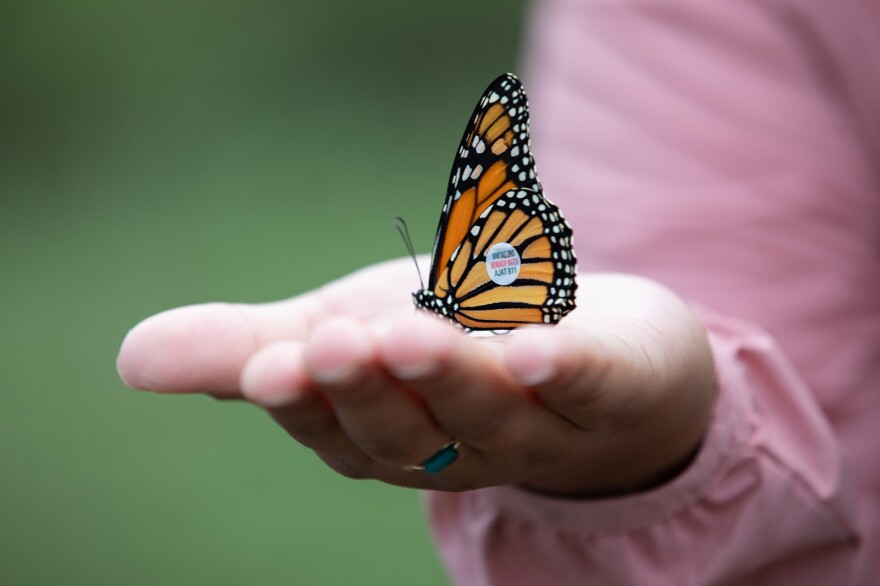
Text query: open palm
118 257 716 496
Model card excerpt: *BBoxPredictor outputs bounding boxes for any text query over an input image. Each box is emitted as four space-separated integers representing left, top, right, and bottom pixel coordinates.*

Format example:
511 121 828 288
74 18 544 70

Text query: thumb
504 323 659 427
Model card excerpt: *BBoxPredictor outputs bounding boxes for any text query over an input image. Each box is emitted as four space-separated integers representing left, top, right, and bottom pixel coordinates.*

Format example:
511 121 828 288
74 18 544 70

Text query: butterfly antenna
393 216 424 289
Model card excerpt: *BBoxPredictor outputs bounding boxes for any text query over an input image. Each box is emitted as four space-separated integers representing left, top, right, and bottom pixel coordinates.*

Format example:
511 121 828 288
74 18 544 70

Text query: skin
117 257 716 497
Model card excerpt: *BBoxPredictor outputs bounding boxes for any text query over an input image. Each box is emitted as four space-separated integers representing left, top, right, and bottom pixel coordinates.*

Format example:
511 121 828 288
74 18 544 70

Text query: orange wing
412 74 577 331
430 74 540 288
429 188 576 330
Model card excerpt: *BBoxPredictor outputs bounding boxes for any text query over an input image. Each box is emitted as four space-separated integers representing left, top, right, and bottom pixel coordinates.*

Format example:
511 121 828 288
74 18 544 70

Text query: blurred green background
1 1 528 583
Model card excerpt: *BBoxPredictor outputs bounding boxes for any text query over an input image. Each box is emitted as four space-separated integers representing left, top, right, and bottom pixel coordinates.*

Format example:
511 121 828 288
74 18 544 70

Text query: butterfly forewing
430 74 541 288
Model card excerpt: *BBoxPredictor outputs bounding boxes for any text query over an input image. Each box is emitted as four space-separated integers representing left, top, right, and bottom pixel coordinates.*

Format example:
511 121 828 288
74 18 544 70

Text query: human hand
117 258 716 496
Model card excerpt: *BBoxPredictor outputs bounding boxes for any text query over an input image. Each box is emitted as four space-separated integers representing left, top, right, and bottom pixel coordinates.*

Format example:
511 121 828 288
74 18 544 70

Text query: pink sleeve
426 310 873 584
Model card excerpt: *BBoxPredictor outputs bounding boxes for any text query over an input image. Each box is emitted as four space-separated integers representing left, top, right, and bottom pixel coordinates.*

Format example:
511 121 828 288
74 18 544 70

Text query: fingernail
515 361 558 386
381 316 446 380
247 388 294 409
508 330 560 386
306 318 371 385
310 362 358 385
388 359 436 381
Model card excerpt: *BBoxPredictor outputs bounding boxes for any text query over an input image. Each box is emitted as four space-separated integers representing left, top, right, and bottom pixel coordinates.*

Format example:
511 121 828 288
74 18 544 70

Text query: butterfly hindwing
427 188 576 330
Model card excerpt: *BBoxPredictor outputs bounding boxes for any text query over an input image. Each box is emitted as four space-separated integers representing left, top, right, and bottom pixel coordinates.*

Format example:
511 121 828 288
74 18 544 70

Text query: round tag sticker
485 242 521 286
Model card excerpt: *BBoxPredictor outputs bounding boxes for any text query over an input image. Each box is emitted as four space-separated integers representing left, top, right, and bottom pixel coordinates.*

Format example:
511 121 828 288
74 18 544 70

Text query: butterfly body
412 74 577 331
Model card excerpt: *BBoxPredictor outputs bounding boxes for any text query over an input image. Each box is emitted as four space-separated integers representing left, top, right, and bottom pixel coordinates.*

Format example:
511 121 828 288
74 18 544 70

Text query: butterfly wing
414 73 577 331
429 74 541 289
424 187 576 330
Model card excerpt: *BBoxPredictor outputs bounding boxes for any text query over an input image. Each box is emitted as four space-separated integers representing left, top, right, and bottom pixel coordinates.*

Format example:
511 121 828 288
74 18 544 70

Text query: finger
303 317 452 467
117 297 321 397
380 315 557 452
241 341 313 409
241 341 369 461
504 325 648 427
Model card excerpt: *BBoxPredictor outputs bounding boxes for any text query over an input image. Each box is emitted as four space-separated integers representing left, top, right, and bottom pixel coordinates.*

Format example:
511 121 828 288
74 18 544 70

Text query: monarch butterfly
396 73 577 331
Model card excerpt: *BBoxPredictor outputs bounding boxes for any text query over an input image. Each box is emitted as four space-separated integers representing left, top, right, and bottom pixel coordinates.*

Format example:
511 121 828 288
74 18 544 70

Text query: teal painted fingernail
422 442 460 475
